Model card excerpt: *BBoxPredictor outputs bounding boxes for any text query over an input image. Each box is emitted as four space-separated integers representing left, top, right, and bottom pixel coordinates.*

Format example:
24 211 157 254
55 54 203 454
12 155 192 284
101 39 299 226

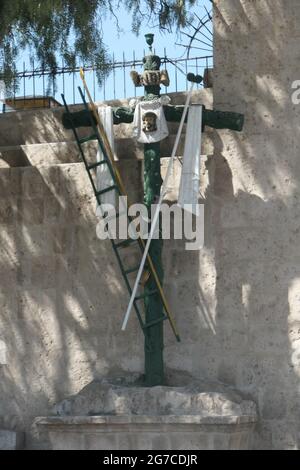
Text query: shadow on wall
0 158 144 449
0 94 194 449
2 0 300 448
163 0 300 449
207 132 300 450
162 124 300 449
183 0 300 450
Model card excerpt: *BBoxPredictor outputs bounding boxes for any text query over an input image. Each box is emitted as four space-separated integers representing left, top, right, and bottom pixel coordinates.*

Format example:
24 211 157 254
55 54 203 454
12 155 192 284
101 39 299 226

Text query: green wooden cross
62 36 244 387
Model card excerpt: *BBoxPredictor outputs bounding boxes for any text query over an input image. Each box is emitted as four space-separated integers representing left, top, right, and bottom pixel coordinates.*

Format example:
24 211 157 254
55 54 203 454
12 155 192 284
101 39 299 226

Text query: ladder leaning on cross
61 71 181 343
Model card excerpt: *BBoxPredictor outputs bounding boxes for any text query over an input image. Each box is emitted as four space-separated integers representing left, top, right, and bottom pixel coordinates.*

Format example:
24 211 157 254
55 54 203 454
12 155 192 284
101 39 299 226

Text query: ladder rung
79 134 97 144
143 316 168 329
124 265 140 275
135 289 158 301
133 305 146 330
96 185 117 197
88 160 107 170
115 239 138 249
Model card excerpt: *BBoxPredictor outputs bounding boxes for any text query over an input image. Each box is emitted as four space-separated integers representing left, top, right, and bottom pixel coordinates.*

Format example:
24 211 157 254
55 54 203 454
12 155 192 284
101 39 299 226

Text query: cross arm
62 106 134 129
62 105 244 132
164 105 244 132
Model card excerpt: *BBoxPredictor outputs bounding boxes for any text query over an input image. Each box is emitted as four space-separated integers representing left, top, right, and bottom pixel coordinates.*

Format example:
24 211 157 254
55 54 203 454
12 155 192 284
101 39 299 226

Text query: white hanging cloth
0 81 6 109
95 106 116 215
133 99 169 144
177 104 203 216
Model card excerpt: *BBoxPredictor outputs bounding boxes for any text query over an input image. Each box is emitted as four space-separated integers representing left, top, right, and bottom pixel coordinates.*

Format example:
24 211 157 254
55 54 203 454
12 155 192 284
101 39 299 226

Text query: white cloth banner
133 100 169 144
0 81 6 112
96 106 116 215
0 81 5 101
177 104 203 216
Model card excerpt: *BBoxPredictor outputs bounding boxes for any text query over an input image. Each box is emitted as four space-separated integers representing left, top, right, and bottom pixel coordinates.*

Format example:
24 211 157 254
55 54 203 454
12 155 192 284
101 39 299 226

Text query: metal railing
0 51 213 112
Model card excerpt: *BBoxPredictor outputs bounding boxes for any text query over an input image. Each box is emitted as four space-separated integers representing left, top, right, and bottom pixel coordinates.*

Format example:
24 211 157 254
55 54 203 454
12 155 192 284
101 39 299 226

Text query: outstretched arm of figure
62 105 244 132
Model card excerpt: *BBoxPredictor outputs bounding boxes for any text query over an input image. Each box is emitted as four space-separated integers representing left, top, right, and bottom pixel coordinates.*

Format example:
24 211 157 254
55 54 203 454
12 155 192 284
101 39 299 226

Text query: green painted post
142 35 165 386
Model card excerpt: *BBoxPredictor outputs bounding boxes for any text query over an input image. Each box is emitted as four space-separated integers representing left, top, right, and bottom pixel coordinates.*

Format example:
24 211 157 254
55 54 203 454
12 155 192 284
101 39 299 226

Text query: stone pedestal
36 415 256 450
35 378 257 450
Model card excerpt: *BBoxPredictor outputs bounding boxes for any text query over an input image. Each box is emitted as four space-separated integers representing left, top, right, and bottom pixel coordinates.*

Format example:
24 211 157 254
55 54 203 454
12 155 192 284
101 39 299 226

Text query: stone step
0 155 209 206
0 137 182 166
0 430 24 450
0 142 87 168
0 131 213 168
0 160 143 204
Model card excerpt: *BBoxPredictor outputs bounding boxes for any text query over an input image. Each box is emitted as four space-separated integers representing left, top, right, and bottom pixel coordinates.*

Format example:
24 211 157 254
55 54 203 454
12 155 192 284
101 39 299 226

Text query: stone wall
209 0 300 449
0 163 145 449
1 0 300 449
0 90 214 449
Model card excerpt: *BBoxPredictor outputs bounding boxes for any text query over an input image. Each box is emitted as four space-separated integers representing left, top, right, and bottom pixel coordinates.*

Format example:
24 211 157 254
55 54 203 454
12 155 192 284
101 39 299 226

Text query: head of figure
143 54 161 71
142 112 157 133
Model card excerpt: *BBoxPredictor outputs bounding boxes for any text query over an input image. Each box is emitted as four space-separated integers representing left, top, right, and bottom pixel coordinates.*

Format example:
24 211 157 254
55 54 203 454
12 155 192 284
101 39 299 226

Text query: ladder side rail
71 79 180 341
61 94 147 334
61 93 99 197
110 240 146 332
62 93 146 334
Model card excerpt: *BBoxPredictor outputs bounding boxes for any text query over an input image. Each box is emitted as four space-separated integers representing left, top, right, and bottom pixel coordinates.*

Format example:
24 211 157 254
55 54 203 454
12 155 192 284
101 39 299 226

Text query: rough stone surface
0 340 6 365
35 379 256 450
0 0 299 450
211 0 300 450
51 377 257 418
0 430 24 450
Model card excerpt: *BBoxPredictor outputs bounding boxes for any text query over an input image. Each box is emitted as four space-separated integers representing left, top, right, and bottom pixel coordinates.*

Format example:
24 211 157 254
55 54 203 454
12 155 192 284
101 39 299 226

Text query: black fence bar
123 51 126 99
0 52 213 112
133 50 137 98
1 55 212 80
93 66 96 102
112 53 116 100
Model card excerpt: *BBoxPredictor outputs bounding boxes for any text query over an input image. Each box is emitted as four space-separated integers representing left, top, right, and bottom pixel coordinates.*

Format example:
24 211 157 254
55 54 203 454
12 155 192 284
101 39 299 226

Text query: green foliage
0 0 201 90
127 0 197 34
0 0 111 90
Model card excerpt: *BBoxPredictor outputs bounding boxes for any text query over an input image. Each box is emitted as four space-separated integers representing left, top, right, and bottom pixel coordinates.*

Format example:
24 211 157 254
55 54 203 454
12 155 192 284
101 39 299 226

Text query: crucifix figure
62 35 244 387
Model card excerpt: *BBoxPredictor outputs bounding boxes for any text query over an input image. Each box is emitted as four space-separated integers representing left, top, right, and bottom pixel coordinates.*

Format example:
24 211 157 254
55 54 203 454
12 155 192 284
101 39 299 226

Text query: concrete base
35 378 257 450
36 415 256 450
